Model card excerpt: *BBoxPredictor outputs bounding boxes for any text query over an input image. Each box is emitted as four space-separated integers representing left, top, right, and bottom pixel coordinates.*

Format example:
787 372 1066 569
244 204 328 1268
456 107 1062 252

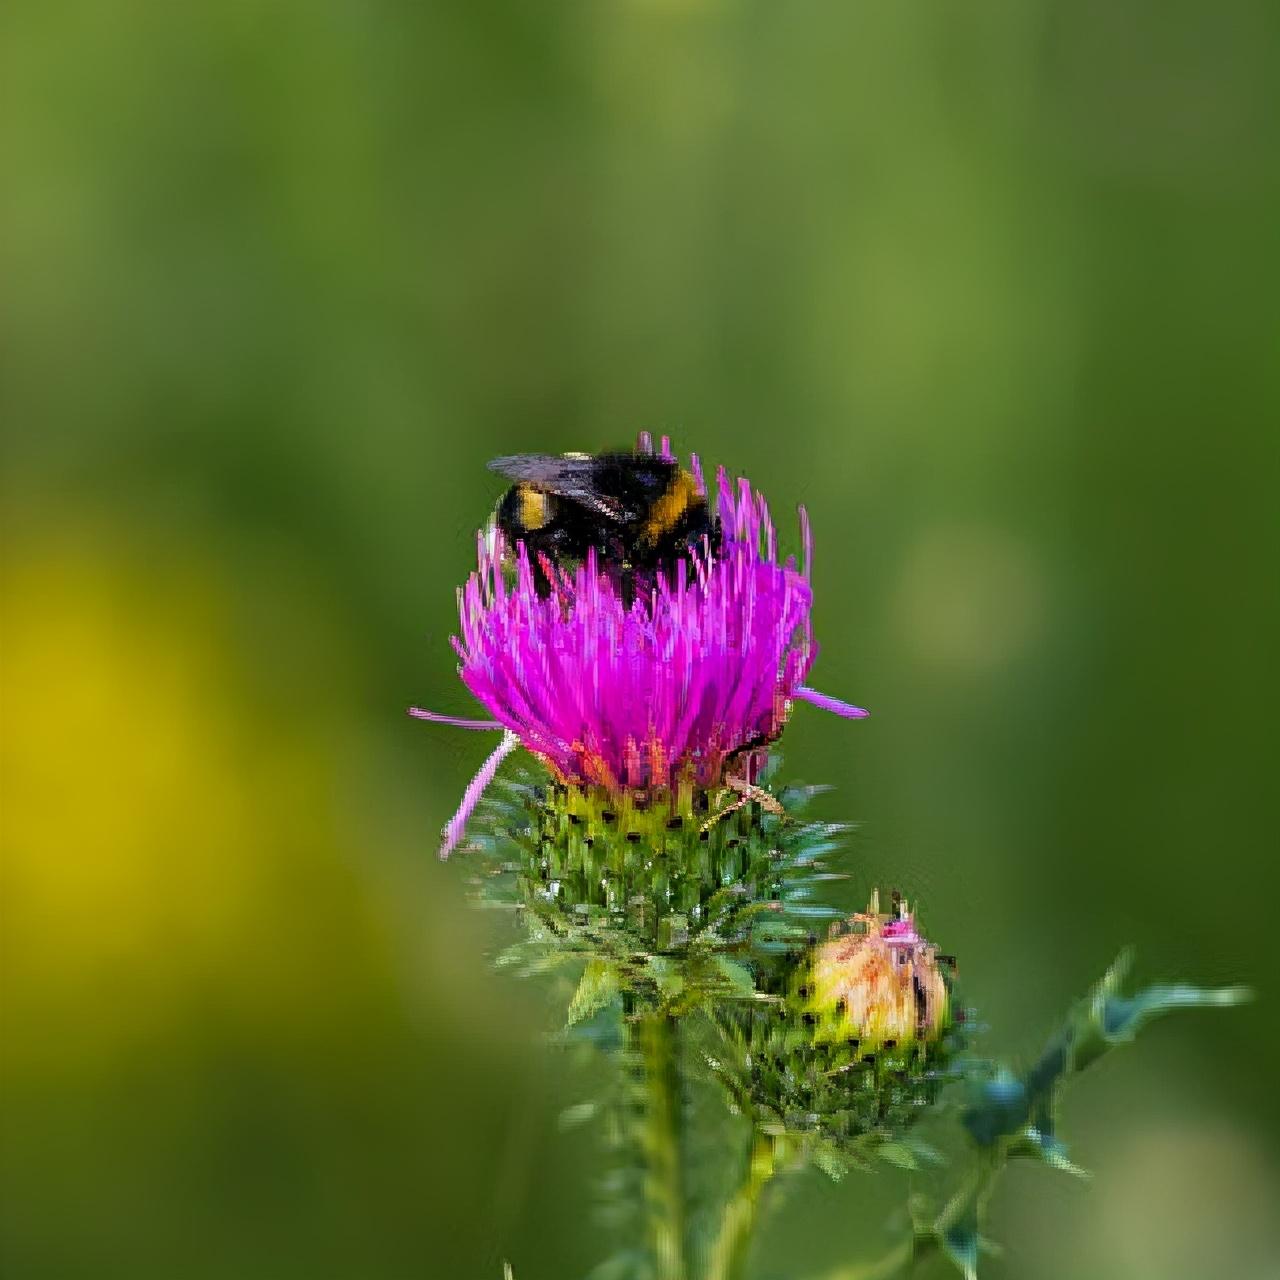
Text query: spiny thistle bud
738 892 957 1150
804 890 950 1051
496 780 793 948
466 768 853 969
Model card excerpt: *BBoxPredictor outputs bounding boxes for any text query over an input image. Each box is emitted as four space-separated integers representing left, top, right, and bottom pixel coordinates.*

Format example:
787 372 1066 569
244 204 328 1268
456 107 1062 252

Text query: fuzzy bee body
489 451 718 592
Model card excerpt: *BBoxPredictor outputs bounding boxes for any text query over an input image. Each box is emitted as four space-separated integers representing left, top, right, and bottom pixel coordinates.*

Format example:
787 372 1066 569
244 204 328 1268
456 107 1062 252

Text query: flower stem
635 1010 687 1280
814 1238 915 1280
810 1151 1003 1280
703 1127 777 1280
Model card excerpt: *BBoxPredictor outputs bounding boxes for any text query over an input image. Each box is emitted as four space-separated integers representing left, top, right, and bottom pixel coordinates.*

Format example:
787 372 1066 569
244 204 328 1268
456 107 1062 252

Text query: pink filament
409 707 506 731
793 686 870 719
439 730 519 859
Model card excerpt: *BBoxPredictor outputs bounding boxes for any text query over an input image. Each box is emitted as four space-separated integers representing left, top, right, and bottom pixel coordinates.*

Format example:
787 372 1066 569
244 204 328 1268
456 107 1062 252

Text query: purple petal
409 706 507 731
443 447 840 790
794 686 870 719
440 730 520 859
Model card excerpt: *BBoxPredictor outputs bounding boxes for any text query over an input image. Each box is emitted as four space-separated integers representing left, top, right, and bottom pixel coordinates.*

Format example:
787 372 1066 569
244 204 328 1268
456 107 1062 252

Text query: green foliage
468 763 1249 1280
843 954 1253 1280
471 762 859 1277
714 996 958 1161
961 950 1251 1160
569 958 622 1027
467 762 843 1019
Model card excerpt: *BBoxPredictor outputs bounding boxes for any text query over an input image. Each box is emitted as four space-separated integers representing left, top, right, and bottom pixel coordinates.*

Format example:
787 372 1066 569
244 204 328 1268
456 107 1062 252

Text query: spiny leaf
877 1136 943 1172
1016 1128 1090 1179
568 958 620 1025
810 1137 850 1182
781 903 846 920
644 956 686 1000
938 1223 978 1280
710 955 761 999
559 1101 599 1131
963 956 1250 1148
776 783 833 812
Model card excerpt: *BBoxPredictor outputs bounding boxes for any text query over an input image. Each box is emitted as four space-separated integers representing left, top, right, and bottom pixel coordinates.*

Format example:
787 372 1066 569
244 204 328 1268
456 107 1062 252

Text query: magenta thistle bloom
415 438 866 855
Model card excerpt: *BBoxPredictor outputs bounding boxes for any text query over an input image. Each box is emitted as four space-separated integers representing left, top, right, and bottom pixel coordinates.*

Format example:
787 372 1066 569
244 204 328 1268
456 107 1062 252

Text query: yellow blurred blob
0 528 387 1072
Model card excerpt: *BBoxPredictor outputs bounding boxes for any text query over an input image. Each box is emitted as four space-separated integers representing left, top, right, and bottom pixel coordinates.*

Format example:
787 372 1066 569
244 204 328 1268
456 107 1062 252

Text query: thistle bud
740 892 957 1149
503 779 788 949
804 890 950 1050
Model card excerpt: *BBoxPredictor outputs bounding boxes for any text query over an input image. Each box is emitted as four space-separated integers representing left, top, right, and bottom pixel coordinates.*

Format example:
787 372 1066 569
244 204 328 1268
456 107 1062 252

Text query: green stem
703 1128 777 1280
810 1149 1005 1280
635 1010 687 1280
815 1238 914 1280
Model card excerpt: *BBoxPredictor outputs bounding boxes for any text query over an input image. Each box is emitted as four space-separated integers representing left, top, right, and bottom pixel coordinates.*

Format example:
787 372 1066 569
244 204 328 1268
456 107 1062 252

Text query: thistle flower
414 437 866 855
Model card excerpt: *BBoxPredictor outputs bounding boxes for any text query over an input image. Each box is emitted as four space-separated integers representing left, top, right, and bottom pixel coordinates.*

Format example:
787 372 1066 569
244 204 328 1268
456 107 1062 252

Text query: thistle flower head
416 436 866 855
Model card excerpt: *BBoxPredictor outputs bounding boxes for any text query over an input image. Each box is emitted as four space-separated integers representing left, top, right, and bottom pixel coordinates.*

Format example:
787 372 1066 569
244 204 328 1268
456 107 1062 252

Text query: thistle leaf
811 1138 850 1182
939 1222 979 1280
568 958 620 1026
559 1101 599 1131
712 955 759 999
963 956 1250 1148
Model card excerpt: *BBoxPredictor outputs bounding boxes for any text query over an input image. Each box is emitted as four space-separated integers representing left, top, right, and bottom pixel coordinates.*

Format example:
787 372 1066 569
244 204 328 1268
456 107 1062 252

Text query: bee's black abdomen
490 449 720 596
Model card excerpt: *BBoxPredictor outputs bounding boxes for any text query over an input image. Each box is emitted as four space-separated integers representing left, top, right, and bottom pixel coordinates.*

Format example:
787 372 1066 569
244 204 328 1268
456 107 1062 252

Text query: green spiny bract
470 763 848 969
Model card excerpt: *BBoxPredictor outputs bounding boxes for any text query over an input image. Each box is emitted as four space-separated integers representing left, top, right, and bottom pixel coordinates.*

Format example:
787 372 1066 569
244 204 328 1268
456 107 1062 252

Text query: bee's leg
700 776 784 832
725 776 785 817
700 791 750 833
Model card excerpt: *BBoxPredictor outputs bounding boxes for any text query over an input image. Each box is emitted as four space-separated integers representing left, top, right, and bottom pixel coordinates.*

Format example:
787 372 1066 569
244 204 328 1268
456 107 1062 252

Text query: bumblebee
488 450 719 593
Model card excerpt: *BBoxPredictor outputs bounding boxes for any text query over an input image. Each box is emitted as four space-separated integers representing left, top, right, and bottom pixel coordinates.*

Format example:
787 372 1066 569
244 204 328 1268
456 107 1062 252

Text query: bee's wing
487 454 629 522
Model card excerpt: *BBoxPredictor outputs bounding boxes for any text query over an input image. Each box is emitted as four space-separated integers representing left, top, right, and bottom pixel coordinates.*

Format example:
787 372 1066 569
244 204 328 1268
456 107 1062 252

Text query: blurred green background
2 2 1278 1278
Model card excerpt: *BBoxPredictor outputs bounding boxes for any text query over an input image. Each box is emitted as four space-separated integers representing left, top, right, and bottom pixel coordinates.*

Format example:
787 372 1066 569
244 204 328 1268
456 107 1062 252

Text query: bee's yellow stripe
519 485 549 530
642 471 698 545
